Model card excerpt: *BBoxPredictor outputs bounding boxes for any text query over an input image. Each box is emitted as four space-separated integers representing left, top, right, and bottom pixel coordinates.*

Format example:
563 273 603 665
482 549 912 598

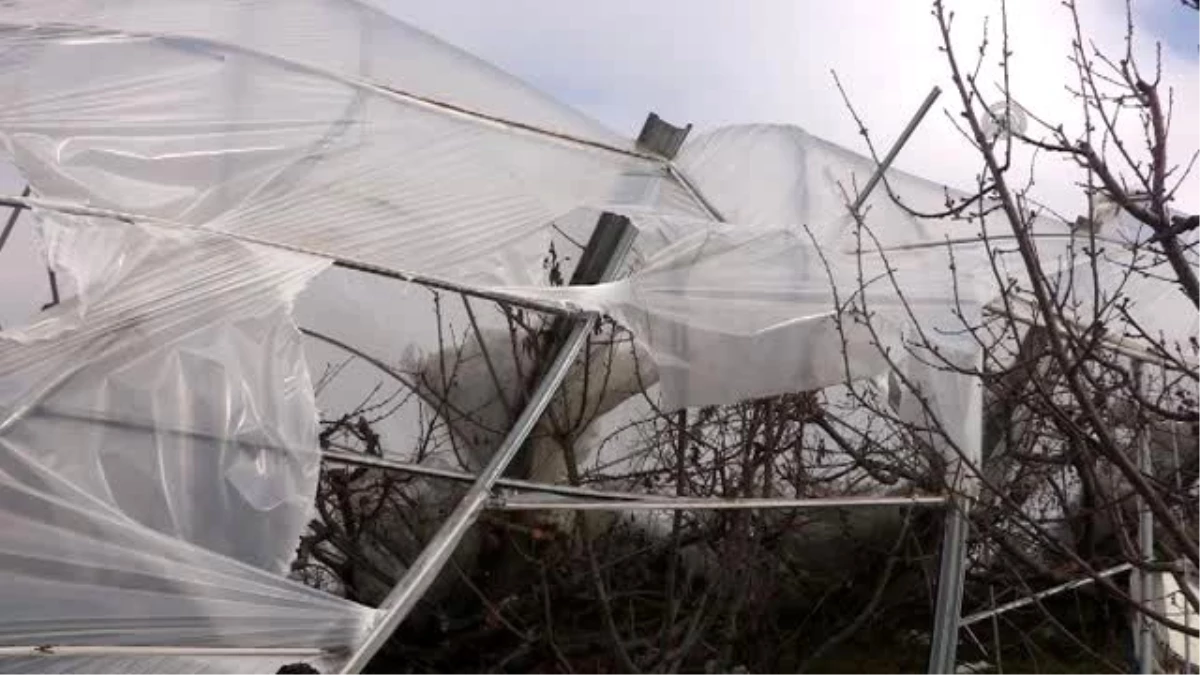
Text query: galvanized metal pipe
959 563 1135 627
1135 359 1157 674
337 220 636 674
321 446 651 503
928 502 970 674
489 494 947 512
0 646 328 658
853 86 942 213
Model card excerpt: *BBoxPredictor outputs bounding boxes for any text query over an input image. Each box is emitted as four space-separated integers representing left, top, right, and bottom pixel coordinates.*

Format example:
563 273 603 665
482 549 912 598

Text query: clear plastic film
511 213 990 463
0 214 371 671
0 0 631 149
0 10 705 291
0 655 340 675
0 3 1192 672
1052 208 1199 354
500 124 1072 462
673 124 1025 249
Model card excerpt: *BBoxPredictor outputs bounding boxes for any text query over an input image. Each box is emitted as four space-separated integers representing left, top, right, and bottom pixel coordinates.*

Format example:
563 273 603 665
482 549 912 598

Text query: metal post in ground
1134 359 1156 674
337 215 636 674
929 500 970 673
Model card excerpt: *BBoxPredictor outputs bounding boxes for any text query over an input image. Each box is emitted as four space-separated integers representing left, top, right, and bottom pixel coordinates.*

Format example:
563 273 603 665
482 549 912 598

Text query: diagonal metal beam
337 215 636 674
959 563 1134 627
0 185 29 256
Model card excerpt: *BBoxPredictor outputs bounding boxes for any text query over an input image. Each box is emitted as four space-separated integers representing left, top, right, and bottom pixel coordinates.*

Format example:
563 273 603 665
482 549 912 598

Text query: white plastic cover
0 0 630 148
0 655 342 675
0 2 1193 673
0 4 1137 475
1055 207 1199 354
0 11 704 290
0 215 371 670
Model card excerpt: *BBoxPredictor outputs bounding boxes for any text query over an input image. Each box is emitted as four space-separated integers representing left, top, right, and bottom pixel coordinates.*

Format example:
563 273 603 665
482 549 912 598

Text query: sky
377 0 1199 216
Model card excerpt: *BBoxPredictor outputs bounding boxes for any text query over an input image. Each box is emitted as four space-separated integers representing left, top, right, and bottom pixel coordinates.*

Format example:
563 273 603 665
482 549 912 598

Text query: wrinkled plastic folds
0 1 1193 673
0 655 343 675
1 0 1180 477
0 4 705 290
0 216 372 669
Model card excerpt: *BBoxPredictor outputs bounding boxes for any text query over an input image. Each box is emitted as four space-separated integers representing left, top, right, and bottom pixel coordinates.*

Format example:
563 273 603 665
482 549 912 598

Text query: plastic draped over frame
0 215 371 672
0 1 1193 673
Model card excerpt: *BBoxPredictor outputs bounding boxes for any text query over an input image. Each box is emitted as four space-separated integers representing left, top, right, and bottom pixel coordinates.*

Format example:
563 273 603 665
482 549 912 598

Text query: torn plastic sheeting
0 216 372 671
516 218 1006 368
495 216 994 462
0 21 705 290
673 124 1026 250
0 0 630 149
1 216 329 568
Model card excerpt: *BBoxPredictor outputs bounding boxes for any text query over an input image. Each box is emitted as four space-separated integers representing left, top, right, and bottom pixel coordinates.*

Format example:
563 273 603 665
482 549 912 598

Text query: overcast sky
377 0 1199 216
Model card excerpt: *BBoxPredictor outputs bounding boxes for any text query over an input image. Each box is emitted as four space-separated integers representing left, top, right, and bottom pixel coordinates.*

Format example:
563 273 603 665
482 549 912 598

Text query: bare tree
288 3 1197 672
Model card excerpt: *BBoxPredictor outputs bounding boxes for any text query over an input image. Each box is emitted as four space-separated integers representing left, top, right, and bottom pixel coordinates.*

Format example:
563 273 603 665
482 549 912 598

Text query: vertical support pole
1134 359 1156 674
1137 360 1156 667
988 585 1003 674
337 216 636 674
1185 573 1194 675
929 500 970 673
1138 467 1155 675
1166 386 1185 667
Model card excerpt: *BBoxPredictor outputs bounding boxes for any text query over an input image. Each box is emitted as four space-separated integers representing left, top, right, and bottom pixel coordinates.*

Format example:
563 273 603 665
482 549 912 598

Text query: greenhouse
0 1 1194 673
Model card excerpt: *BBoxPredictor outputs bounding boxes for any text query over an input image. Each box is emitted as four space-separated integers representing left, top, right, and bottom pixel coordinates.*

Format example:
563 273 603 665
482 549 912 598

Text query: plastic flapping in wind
1051 207 1199 354
0 214 372 672
0 0 1072 487
503 124 1063 460
0 1 1191 673
0 6 706 292
0 0 632 149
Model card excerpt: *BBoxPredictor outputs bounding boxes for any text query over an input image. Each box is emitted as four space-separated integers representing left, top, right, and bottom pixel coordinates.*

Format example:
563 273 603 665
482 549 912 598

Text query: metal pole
322 446 653 503
960 563 1135 627
1169 360 1193 671
337 217 636 674
0 185 29 256
989 585 1003 675
1186 570 1195 675
1135 359 1156 674
929 501 970 673
0 646 328 658
853 86 942 213
798 83 955 673
489 494 947 512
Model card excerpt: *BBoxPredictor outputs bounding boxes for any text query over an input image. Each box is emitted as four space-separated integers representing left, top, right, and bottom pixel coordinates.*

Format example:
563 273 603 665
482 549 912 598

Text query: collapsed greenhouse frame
0 89 971 673
0 2 1193 674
